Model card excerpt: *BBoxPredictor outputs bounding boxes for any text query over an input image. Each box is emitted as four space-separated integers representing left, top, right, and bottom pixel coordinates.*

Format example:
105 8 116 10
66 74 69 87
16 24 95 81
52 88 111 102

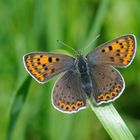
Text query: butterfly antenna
81 34 101 53
57 40 80 55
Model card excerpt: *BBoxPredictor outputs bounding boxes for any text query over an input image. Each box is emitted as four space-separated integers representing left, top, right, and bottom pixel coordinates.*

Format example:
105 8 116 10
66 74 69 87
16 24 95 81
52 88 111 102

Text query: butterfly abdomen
80 73 92 97
76 56 93 97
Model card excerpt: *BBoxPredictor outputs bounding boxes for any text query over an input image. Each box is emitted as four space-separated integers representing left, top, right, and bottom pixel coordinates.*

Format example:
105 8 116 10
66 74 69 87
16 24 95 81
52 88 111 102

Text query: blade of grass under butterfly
6 76 31 140
87 100 135 140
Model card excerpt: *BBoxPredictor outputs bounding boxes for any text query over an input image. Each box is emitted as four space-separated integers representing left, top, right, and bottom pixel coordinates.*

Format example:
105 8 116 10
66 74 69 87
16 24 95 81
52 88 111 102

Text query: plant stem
87 99 135 140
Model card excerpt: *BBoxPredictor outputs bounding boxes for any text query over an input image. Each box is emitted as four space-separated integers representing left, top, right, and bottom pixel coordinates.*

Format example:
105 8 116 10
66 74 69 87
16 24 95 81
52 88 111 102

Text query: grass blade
88 100 135 140
83 0 109 55
6 76 31 140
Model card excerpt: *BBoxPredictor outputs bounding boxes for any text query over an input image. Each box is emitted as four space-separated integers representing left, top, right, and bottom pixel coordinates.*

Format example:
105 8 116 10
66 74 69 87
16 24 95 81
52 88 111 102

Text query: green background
0 0 140 140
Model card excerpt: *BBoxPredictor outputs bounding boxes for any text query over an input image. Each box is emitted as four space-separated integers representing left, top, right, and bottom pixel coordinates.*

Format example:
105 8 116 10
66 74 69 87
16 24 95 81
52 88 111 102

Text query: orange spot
116 84 121 89
123 61 128 65
40 69 45 73
122 42 127 48
33 59 38 63
38 76 44 81
26 60 32 67
103 96 108 101
114 87 120 92
111 43 121 50
34 55 40 59
128 50 133 55
109 93 113 99
37 65 43 69
52 57 57 62
105 47 109 52
40 57 48 64
46 69 52 75
120 54 125 57
120 49 126 53
97 94 104 102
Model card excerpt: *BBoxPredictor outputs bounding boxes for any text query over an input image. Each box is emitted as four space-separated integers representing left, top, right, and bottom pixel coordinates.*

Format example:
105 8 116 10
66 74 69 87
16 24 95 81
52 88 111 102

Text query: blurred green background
0 0 140 140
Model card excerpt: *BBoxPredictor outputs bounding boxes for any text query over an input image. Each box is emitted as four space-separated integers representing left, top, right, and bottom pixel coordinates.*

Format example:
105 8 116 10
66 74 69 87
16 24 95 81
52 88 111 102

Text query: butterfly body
23 34 136 113
75 55 93 97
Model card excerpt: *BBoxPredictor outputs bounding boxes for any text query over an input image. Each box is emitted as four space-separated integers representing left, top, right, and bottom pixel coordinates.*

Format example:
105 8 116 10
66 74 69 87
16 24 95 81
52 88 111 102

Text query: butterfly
23 34 136 114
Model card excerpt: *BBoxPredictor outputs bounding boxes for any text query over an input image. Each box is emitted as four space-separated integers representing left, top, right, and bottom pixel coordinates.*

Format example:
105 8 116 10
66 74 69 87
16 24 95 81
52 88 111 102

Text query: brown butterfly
23 34 136 113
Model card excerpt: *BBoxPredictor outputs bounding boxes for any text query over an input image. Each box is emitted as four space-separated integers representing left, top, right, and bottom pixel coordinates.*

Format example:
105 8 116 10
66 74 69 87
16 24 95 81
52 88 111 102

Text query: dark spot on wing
112 93 115 96
56 58 60 61
102 49 105 53
116 89 119 93
106 96 110 99
117 49 120 52
72 106 75 109
48 57 52 62
108 46 112 51
66 107 69 110
42 64 46 67
61 105 64 108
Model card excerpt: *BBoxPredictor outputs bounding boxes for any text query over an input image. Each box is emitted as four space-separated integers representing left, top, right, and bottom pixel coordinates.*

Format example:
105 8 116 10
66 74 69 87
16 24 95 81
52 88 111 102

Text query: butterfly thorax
76 55 93 97
76 55 88 73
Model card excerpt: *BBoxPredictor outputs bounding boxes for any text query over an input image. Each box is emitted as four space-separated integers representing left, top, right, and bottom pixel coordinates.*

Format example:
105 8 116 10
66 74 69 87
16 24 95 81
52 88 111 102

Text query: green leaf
88 100 135 140
6 76 31 140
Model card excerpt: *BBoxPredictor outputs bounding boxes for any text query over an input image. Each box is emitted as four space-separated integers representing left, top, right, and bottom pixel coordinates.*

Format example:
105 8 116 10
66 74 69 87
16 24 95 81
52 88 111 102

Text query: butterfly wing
23 52 75 83
87 34 136 67
52 70 87 113
89 64 124 105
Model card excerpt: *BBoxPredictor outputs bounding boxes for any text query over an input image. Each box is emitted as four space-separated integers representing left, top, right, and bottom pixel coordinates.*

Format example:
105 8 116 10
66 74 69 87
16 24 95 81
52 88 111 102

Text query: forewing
90 64 125 105
52 70 87 113
23 52 75 83
87 34 136 67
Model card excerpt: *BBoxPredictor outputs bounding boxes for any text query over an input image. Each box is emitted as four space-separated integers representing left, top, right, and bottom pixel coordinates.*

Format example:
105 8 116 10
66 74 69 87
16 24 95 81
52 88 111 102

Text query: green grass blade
83 0 109 55
6 76 31 140
88 100 135 140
